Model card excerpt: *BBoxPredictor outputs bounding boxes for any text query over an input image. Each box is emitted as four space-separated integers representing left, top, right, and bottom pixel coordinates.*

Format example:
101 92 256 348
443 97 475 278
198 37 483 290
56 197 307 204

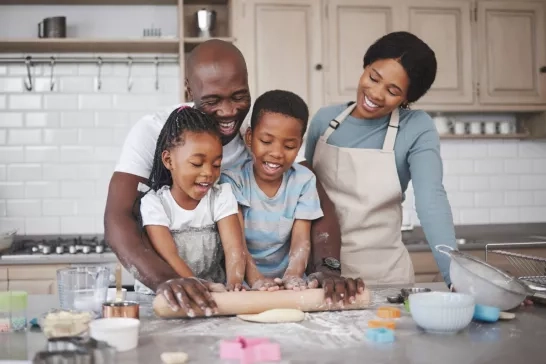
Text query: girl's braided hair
133 106 221 228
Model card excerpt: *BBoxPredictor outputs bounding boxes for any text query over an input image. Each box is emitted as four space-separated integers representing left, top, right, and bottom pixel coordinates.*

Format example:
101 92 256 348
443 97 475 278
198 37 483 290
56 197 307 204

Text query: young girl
220 90 324 291
134 106 246 295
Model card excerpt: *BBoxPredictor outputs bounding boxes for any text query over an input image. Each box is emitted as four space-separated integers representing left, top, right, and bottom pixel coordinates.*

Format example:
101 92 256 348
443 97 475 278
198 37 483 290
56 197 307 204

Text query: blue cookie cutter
366 328 395 343
473 304 500 323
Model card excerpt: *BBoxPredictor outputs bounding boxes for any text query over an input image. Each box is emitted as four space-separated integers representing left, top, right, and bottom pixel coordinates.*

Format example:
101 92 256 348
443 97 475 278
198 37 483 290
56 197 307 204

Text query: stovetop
2 236 111 256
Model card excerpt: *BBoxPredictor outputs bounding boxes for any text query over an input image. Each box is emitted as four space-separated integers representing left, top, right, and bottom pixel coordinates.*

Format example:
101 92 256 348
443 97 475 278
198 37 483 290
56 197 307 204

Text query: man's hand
156 277 226 317
307 270 365 308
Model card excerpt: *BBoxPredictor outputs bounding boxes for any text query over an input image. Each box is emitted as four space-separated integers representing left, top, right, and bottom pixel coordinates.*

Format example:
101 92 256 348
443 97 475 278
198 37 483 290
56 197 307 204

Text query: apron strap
382 107 400 151
320 102 357 141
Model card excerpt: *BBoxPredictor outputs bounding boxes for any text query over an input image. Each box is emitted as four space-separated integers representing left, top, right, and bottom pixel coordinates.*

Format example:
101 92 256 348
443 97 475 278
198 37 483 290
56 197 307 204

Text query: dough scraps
160 352 189 364
237 309 306 323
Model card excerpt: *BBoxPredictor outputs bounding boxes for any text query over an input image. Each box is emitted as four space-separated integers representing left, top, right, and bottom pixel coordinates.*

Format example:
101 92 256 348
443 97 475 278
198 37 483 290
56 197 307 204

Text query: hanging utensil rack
0 55 179 64
485 242 546 286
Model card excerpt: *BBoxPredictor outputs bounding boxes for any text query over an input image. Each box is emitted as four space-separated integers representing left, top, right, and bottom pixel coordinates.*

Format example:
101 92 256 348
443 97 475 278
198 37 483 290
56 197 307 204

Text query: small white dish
106 288 127 302
409 292 474 334
89 318 140 352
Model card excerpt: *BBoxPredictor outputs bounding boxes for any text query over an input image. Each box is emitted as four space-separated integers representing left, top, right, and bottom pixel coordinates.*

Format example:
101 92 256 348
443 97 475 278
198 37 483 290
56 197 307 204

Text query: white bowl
409 292 475 334
89 318 140 352
106 288 127 302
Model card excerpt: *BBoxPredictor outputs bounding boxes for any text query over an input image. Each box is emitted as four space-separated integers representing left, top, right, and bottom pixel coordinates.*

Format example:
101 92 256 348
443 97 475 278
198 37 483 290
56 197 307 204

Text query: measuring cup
56 266 111 316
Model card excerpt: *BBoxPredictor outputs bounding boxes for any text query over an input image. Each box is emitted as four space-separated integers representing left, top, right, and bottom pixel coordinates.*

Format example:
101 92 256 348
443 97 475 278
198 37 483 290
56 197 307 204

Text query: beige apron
312 103 414 284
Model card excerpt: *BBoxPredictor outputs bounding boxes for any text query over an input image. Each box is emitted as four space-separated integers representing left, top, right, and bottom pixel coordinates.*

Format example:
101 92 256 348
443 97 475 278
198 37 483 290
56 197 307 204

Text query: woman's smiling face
352 58 410 119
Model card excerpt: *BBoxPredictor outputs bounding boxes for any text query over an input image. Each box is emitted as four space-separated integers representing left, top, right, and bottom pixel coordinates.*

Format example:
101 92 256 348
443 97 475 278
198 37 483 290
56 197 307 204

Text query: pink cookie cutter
220 336 281 364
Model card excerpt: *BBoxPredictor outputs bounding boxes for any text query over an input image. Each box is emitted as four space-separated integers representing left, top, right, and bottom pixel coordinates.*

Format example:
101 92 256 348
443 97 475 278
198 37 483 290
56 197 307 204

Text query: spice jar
9 291 28 332
0 292 10 332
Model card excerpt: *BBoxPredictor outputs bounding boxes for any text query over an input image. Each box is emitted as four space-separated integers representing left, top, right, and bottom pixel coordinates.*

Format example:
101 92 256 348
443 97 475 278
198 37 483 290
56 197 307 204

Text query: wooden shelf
0 38 179 53
0 0 177 4
183 37 235 43
440 133 531 140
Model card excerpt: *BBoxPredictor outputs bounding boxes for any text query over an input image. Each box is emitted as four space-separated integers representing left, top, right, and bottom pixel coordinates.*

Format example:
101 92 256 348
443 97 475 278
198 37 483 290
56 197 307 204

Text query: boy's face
245 112 303 183
162 131 223 204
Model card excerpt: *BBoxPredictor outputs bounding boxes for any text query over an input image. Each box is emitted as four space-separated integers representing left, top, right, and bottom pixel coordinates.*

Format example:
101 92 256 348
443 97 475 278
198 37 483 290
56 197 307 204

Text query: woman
305 31 456 286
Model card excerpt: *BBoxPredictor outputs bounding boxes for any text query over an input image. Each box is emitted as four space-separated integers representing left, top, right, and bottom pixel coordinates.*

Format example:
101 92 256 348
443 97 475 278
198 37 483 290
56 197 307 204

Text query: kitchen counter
0 253 119 265
2 282 546 364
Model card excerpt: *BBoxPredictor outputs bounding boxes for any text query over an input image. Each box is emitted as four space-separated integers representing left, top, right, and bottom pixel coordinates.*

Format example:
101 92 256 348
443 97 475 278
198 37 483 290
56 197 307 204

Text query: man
104 40 364 315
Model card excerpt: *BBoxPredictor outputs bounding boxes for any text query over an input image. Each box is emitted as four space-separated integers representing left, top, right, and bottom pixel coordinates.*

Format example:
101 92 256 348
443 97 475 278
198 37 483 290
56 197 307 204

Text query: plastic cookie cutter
368 319 396 330
220 336 281 364
366 328 395 343
376 306 401 319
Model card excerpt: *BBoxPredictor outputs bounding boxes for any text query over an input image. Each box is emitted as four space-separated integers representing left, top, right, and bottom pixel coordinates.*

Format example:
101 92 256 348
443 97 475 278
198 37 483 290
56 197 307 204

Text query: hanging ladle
96 57 102 91
24 56 33 91
49 57 55 91
127 56 133 92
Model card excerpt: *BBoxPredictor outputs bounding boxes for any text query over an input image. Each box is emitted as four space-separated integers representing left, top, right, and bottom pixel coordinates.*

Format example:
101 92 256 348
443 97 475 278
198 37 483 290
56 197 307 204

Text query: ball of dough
237 309 306 323
160 352 189 364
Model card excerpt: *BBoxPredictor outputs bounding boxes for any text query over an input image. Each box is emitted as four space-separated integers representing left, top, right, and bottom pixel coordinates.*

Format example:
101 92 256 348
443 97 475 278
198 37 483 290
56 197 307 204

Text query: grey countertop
2 282 546 364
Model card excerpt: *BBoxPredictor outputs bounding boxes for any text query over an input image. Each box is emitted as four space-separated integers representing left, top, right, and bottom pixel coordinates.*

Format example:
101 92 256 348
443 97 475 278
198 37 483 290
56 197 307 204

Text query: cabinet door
326 0 404 104
477 1 546 104
235 0 323 115
404 0 474 105
9 280 57 295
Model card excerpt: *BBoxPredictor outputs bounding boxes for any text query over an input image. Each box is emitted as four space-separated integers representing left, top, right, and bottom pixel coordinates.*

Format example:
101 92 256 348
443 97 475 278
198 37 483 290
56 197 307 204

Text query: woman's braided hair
133 106 221 228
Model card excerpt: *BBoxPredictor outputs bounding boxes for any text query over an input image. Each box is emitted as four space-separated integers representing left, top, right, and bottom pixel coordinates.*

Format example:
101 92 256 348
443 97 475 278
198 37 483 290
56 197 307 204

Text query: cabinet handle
540 66 546 73
315 64 323 71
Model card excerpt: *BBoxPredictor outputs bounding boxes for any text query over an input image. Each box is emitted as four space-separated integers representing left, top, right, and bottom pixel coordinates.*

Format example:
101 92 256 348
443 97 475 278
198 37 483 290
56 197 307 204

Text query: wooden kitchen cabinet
477 0 546 105
4 264 68 295
404 0 474 105
325 0 404 105
233 0 324 115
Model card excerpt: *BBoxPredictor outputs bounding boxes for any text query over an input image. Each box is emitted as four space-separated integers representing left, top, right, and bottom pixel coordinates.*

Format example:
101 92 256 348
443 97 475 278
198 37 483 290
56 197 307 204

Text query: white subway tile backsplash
33 78 57 93
78 129 114 146
474 192 504 207
487 141 518 158
75 198 106 215
7 164 41 181
0 112 24 127
26 181 59 198
474 159 504 174
42 164 78 181
60 146 94 163
533 159 546 174
0 218 25 233
7 200 41 217
0 147 24 163
534 191 546 205
0 130 6 145
459 208 490 224
444 160 473 175
489 175 519 191
95 111 129 127
79 94 113 110
490 208 520 223
0 95 6 109
25 146 59 163
519 207 546 223
504 191 534 206
447 192 474 208
0 182 25 199
61 111 95 128
61 216 96 234
0 66 6 75
458 142 488 159
26 112 60 127
0 201 5 216
8 129 41 145
43 200 76 216
44 95 79 110
460 176 489 191
43 129 78 145
61 181 95 198
0 78 24 92
8 64 42 76
8 94 41 110
94 146 121 162
60 77 95 93
25 217 60 234
519 141 546 158
504 159 533 174
519 175 546 190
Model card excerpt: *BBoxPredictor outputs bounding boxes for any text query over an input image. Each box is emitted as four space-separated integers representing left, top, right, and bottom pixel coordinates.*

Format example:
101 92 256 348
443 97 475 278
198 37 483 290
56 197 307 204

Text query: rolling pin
153 288 371 318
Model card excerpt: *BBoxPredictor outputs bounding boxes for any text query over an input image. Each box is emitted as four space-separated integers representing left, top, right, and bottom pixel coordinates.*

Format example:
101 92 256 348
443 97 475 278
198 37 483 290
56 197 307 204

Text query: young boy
220 90 323 291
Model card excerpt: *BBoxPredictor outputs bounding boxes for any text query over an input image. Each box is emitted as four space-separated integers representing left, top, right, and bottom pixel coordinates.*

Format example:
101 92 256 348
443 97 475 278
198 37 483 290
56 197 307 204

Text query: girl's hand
225 282 245 292
251 277 283 291
282 275 307 291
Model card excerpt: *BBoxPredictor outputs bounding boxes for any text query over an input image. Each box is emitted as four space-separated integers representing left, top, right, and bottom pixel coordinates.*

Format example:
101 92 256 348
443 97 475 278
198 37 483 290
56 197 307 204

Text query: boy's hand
225 282 245 292
251 277 283 291
282 275 307 291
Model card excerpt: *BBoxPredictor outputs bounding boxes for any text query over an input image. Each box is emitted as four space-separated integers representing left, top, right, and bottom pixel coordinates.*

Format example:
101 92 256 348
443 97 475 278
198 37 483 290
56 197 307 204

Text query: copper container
102 301 140 319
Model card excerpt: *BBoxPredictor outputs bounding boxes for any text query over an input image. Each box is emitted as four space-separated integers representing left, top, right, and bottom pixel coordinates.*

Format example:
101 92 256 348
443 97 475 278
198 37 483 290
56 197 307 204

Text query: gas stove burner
1 236 111 257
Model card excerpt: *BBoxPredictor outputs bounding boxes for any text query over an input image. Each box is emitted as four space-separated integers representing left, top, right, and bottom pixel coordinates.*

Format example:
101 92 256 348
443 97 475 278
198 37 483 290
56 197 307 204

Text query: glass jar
9 291 27 332
0 292 10 332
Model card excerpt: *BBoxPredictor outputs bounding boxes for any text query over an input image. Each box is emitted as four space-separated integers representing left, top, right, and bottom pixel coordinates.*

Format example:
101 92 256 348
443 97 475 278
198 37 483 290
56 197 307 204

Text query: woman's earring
400 102 411 110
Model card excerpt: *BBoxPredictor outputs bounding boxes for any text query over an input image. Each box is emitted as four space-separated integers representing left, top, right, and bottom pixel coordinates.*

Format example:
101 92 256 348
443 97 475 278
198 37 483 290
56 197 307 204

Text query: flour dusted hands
251 277 283 291
156 277 226 317
282 275 307 291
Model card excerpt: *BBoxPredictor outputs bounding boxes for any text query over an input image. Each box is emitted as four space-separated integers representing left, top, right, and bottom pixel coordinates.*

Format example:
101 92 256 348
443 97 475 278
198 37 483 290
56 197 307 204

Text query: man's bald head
186 39 247 83
185 40 251 146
